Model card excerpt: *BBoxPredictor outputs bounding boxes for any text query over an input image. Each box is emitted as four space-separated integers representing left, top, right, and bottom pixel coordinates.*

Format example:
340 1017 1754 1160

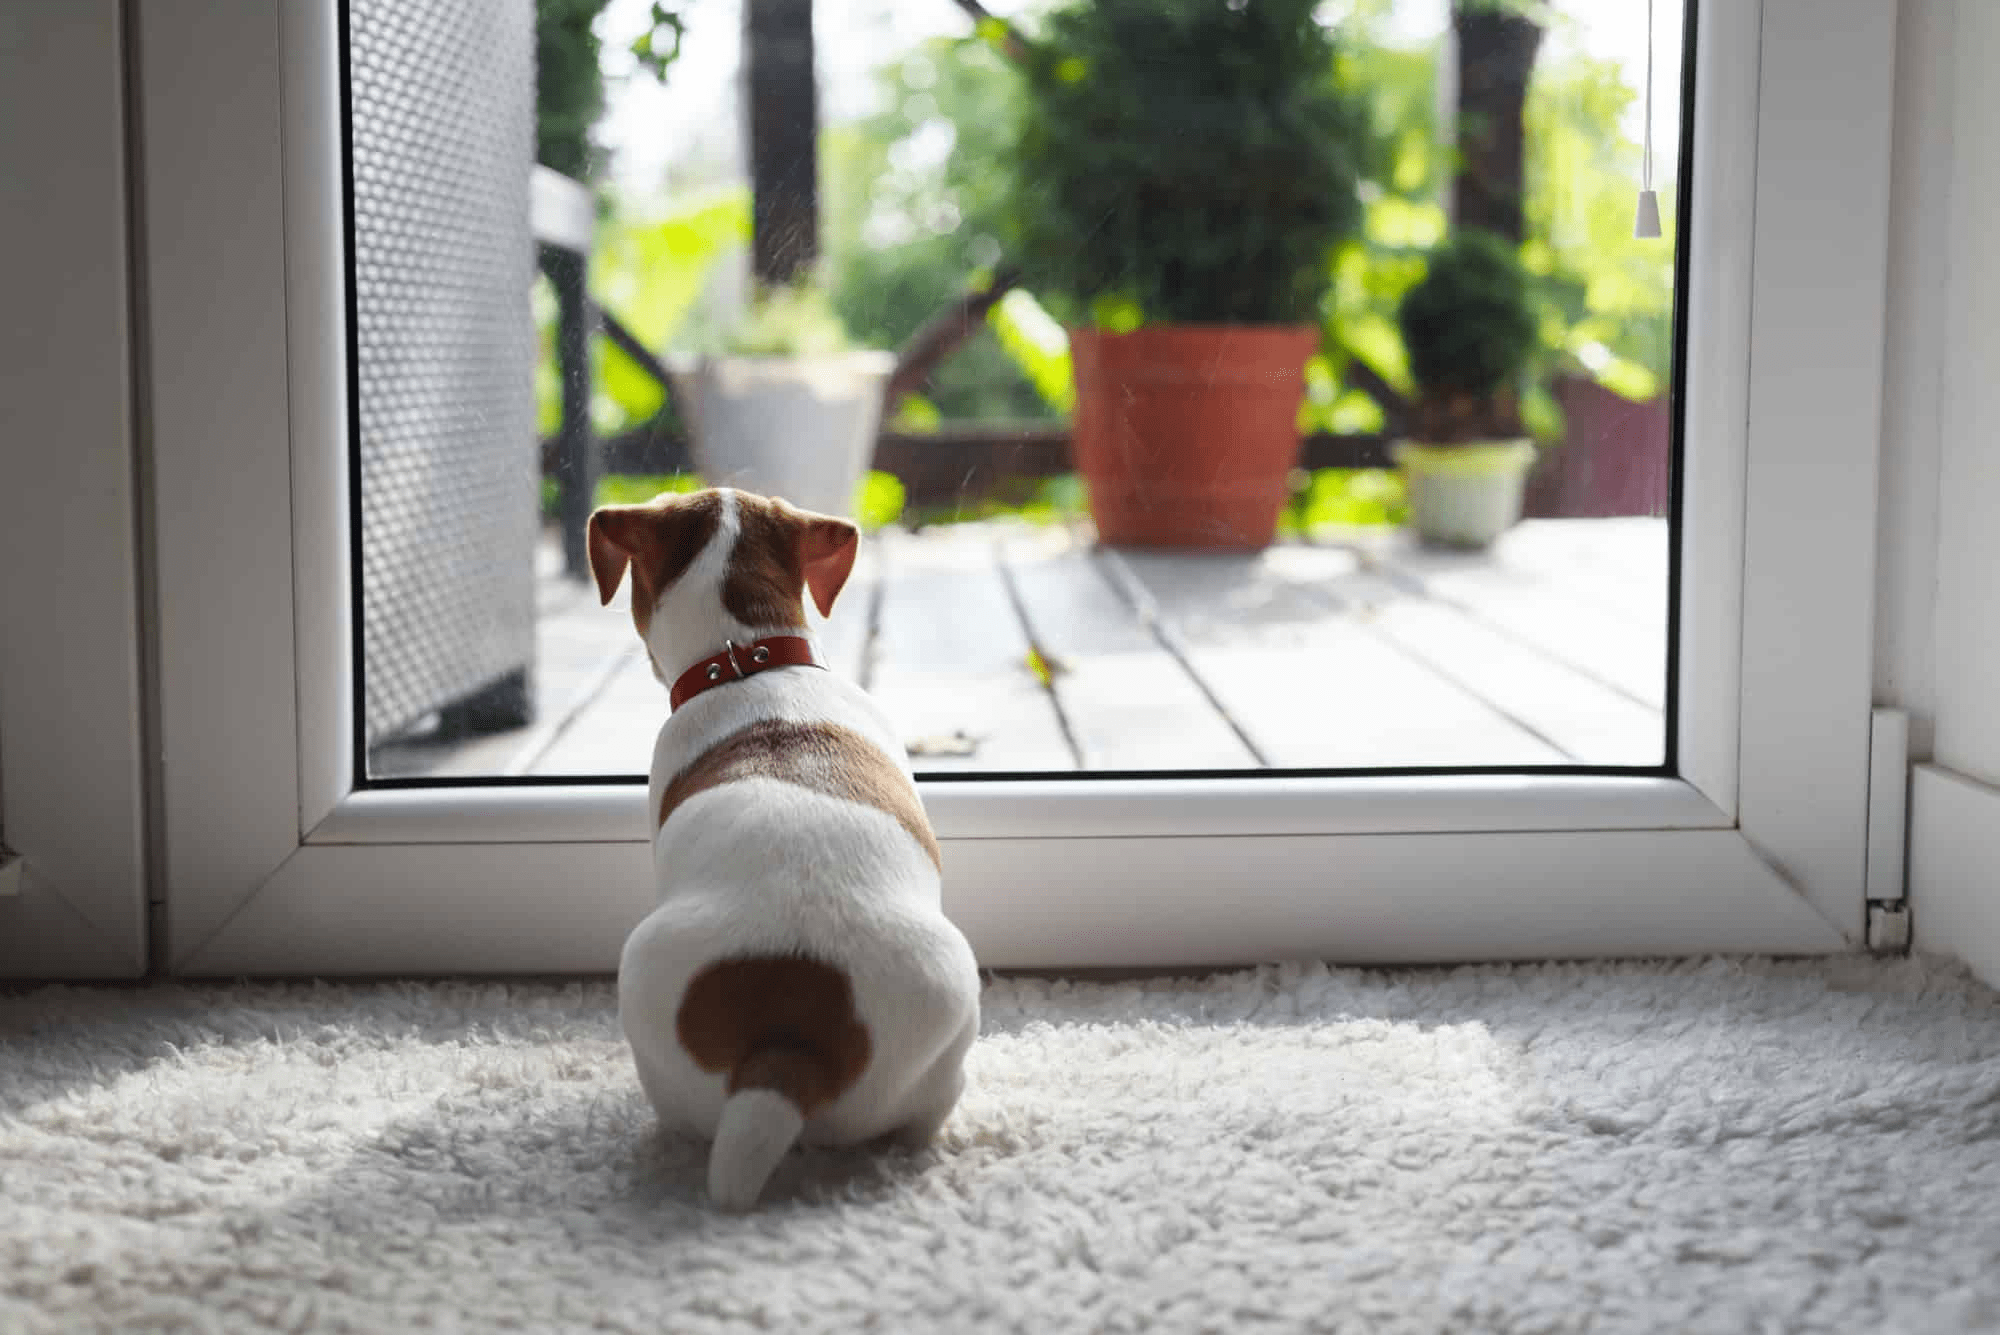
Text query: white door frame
130 0 1898 976
0 1 152 979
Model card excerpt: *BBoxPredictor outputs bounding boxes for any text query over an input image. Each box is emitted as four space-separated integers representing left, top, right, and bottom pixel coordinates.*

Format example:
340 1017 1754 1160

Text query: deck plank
1107 546 1567 769
1358 528 1668 710
1373 519 1670 631
869 525 1078 772
526 649 662 775
999 528 1259 771
1362 598 1665 766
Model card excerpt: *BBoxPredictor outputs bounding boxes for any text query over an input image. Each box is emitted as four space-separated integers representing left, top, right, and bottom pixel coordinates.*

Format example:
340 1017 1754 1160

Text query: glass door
135 0 1896 976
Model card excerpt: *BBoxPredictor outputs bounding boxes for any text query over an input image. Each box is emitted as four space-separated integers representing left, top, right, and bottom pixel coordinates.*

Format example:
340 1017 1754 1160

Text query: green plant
1312 16 1675 440
535 0 693 182
711 281 859 358
588 471 905 532
1396 229 1538 442
1007 0 1368 326
533 189 751 438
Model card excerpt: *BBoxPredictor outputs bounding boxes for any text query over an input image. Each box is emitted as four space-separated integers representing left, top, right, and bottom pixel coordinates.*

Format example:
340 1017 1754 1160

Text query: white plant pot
1394 440 1538 549
675 351 896 519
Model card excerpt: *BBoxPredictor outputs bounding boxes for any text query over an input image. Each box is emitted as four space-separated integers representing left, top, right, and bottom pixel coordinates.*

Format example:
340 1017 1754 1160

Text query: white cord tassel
1634 0 1662 238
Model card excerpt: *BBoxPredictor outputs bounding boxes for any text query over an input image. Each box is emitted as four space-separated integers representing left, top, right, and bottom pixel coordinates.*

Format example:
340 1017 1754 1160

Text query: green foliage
1398 230 1537 399
1280 468 1408 533
534 0 691 182
905 474 1089 529
986 290 1075 415
594 473 705 507
1007 0 1368 325
1303 25 1677 438
589 471 906 532
823 38 1056 421
854 472 907 531
534 189 751 438
711 281 857 358
1520 51 1675 402
627 2 689 81
535 0 613 181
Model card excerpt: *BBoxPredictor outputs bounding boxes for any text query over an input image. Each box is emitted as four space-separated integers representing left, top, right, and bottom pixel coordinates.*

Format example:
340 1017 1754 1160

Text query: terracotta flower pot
1069 325 1319 550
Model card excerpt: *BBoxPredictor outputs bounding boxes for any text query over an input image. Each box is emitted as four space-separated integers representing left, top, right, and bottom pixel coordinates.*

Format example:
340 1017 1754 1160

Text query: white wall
1929 0 2000 789
1902 0 2000 984
1873 0 1952 762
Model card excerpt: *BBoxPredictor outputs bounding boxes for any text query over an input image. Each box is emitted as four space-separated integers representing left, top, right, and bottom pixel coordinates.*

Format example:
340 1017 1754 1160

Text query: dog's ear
586 507 635 606
589 494 724 610
796 513 861 618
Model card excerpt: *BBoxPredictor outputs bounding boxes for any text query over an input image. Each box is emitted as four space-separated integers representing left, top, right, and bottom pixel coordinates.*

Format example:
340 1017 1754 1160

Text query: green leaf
1089 295 1145 335
890 394 944 433
855 471 907 532
987 290 1075 414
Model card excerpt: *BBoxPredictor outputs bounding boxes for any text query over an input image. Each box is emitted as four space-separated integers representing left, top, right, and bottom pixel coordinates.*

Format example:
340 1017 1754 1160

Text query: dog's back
588 489 979 1209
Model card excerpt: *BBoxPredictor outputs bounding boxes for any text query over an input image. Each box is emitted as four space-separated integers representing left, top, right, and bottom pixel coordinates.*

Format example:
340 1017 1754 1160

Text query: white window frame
128 0 1895 976
0 1 151 979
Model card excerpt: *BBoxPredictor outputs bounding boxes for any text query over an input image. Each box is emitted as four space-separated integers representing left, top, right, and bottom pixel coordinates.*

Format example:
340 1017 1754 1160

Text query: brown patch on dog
658 718 942 871
586 492 724 637
723 494 861 627
676 954 872 1116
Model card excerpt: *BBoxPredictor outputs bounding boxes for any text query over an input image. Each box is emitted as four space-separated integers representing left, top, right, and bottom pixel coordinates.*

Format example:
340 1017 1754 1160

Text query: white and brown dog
586 487 980 1211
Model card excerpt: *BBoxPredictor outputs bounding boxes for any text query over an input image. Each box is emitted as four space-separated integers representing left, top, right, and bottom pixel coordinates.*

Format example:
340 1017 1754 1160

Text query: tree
744 0 820 283
1450 0 1546 242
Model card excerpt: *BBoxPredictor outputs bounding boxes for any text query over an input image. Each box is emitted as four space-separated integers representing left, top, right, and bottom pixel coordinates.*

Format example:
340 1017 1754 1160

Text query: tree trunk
743 0 819 285
1449 3 1544 243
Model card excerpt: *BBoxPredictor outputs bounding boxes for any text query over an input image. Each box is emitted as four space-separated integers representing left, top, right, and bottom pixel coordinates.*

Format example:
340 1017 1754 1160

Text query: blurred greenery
1006 0 1368 326
534 188 751 438
537 0 1676 529
569 471 907 532
1401 229 1537 397
1282 468 1410 534
814 3 1674 439
535 0 692 182
707 280 857 357
824 36 1056 421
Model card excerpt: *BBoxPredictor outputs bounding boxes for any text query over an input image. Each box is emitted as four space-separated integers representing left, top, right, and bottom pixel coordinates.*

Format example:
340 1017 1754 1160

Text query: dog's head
585 488 859 680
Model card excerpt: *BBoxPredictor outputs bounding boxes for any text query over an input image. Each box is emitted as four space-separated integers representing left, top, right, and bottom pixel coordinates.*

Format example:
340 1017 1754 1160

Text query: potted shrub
1393 229 1541 548
1008 0 1366 550
676 281 894 519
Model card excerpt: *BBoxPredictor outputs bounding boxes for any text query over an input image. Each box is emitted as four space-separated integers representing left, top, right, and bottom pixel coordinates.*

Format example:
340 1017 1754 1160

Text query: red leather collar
668 635 824 711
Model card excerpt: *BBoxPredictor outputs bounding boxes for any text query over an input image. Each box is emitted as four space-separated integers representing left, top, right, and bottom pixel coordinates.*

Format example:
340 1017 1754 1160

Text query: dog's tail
681 954 872 1212
709 1045 835 1211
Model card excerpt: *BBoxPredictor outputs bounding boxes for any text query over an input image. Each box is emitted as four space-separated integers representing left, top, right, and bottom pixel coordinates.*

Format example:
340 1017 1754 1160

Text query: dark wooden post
543 245 598 580
1449 2 1544 242
743 0 819 284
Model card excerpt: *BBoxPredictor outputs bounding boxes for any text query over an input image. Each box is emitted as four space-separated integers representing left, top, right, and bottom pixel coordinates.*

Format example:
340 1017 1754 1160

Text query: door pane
351 0 1685 781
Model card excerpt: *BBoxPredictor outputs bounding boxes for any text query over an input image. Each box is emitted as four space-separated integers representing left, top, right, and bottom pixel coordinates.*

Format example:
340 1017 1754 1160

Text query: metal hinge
1864 708 1912 954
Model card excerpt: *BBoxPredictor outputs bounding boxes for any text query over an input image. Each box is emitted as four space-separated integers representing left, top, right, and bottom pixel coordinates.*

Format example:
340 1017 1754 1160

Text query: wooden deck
370 517 1668 779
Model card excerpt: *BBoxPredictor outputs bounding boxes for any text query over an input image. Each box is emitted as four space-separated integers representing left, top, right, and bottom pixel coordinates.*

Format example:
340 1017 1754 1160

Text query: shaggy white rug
3 956 1999 1334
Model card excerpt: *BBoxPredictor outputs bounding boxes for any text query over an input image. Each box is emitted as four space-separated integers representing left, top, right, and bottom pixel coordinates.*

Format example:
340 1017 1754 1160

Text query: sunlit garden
532 0 1678 547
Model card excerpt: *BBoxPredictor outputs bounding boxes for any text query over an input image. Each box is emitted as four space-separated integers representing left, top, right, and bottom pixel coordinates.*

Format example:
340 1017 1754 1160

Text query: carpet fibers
3 955 1999 1333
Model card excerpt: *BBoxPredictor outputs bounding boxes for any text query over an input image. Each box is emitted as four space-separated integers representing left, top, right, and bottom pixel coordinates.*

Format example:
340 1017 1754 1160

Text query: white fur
615 491 981 1210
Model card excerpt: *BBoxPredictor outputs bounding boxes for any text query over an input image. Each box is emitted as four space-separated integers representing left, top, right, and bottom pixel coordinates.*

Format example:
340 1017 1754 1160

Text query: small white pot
1393 439 1538 549
675 351 896 519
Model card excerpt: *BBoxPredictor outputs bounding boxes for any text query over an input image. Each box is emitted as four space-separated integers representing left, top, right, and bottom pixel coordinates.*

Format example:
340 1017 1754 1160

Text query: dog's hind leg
891 1018 976 1149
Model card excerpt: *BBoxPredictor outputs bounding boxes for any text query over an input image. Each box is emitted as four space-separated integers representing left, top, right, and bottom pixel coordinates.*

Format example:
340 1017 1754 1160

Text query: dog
586 487 981 1211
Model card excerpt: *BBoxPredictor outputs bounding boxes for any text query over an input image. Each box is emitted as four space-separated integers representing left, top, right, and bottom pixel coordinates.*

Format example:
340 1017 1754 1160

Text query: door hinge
1866 899 1912 952
1865 708 1911 954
